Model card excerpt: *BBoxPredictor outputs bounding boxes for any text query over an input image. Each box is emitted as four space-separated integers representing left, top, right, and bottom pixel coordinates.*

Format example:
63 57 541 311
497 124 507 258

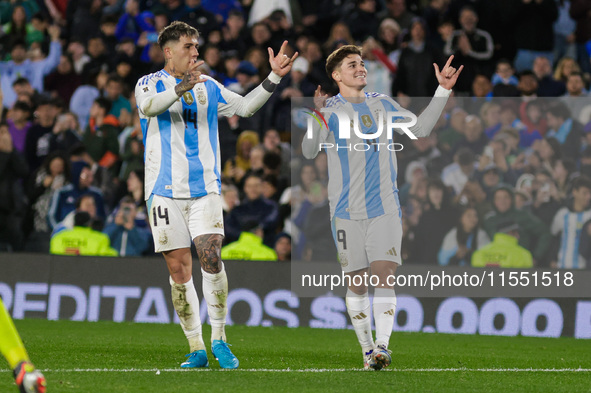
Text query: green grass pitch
1 319 591 392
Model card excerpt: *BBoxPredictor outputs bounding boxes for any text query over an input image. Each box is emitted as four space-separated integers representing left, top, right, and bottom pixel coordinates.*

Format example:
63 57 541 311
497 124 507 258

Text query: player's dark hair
326 44 362 80
158 21 199 49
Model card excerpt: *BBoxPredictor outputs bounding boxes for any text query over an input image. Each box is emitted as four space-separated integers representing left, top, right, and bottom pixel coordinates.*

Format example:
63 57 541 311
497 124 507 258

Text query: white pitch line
2 368 591 373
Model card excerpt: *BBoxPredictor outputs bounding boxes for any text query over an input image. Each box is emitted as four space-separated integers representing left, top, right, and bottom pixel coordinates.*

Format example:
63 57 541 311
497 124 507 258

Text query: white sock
202 263 228 342
346 289 374 353
170 276 205 352
373 288 396 348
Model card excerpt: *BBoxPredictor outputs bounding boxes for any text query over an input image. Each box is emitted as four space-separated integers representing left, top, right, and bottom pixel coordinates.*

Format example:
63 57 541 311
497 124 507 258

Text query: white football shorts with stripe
331 212 402 273
147 193 224 252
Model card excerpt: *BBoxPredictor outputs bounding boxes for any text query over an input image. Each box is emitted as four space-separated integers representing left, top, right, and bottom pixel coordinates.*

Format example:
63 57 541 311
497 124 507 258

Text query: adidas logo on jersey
386 247 397 256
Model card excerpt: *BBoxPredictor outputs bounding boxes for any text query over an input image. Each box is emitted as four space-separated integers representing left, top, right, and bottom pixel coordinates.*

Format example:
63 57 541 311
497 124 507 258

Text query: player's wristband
262 72 282 92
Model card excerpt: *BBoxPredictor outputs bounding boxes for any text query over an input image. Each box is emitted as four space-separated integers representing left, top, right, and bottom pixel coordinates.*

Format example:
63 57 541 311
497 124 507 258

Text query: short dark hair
107 74 123 85
12 77 30 87
326 45 362 80
94 97 112 114
13 101 31 113
158 21 199 49
547 102 571 120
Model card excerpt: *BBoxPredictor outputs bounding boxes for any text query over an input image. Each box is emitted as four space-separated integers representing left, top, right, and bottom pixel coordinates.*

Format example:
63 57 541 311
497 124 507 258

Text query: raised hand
433 55 464 90
268 40 299 77
175 60 205 96
313 85 328 109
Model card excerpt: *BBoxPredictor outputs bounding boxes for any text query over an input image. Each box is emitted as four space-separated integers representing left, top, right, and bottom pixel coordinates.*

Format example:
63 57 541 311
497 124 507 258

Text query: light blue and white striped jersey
551 207 591 269
135 70 244 199
318 92 408 220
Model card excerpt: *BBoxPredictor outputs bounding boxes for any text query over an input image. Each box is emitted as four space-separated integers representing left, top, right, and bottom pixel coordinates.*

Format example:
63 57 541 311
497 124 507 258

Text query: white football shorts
147 193 224 252
331 213 402 272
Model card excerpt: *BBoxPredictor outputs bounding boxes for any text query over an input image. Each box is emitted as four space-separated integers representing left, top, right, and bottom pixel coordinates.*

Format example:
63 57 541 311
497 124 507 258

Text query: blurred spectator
225 174 279 247
438 107 466 154
48 161 106 230
66 0 103 43
274 232 291 261
569 0 591 74
1 6 39 49
553 56 580 83
443 6 493 93
551 175 591 268
44 54 83 106
25 151 69 250
0 122 29 251
219 9 247 56
248 1 293 28
441 148 475 196
480 102 501 140
362 37 395 96
67 39 91 75
491 59 519 97
546 101 583 161
533 56 566 97
6 101 32 154
118 124 144 182
513 0 557 73
377 18 401 63
343 0 379 42
48 112 82 154
223 130 259 185
553 0 577 62
180 0 218 40
529 169 562 226
202 0 243 23
24 98 59 171
453 114 487 156
263 128 291 178
438 206 490 266
379 0 416 32
399 160 427 206
82 97 120 169
100 14 119 58
81 36 111 80
484 186 551 264
115 0 155 43
50 211 117 256
412 178 457 264
323 21 354 54
392 18 442 97
103 196 150 256
104 75 131 118
0 25 61 108
293 180 336 261
69 72 101 130
561 72 590 124
221 220 277 261
519 99 547 147
516 70 539 98
221 182 240 224
472 220 533 268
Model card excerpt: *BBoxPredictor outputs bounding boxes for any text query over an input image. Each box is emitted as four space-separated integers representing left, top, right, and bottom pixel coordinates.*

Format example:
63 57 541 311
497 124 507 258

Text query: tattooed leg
194 234 228 341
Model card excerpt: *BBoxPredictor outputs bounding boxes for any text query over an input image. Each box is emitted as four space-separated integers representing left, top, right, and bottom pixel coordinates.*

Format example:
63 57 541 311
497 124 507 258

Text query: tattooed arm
136 60 206 118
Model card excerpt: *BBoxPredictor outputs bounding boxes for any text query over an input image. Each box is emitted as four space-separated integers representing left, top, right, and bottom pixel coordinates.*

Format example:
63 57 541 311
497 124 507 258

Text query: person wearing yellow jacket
50 212 117 256
221 222 277 261
472 221 533 268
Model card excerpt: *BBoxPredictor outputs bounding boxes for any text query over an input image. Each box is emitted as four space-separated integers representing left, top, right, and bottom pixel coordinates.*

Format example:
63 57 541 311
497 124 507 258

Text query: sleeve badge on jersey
143 86 150 93
182 92 194 105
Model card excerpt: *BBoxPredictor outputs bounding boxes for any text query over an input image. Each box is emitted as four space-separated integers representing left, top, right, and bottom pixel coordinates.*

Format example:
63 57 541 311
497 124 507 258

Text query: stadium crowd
0 0 591 268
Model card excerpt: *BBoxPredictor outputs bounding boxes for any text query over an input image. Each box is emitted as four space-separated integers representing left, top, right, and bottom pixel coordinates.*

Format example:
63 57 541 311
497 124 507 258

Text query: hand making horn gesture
433 55 464 90
268 40 299 77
